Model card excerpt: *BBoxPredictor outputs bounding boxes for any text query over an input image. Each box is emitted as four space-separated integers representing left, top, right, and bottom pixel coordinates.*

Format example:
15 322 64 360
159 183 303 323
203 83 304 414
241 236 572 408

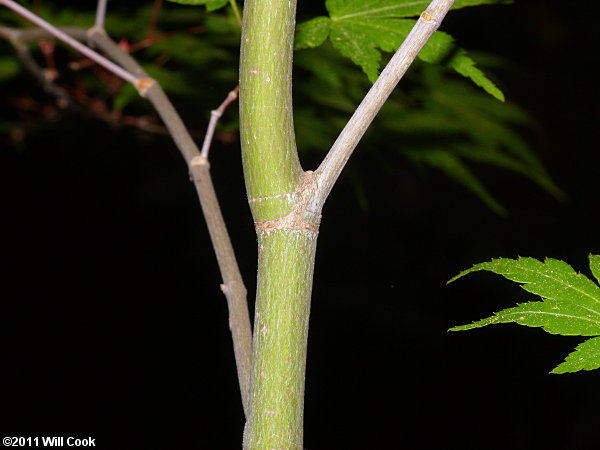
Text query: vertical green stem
239 0 302 219
244 230 318 449
240 0 319 448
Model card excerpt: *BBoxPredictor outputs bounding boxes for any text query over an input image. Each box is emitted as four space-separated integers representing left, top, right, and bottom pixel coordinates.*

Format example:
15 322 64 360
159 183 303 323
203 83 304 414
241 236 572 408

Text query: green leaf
420 28 504 101
296 56 560 213
295 17 331 50
551 336 600 374
428 82 565 200
450 256 600 372
405 149 506 215
449 257 600 313
590 254 600 284
326 0 511 19
450 298 600 335
296 0 506 99
165 0 228 11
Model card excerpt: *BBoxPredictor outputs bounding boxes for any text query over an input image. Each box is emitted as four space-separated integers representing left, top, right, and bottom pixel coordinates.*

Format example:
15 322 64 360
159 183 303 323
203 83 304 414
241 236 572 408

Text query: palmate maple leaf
295 0 510 100
449 254 600 373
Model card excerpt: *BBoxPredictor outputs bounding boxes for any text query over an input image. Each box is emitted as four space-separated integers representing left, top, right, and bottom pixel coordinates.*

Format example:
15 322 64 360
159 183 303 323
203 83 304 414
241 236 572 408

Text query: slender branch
0 0 138 85
313 0 456 209
0 5 253 417
118 114 208 138
229 0 242 28
8 35 74 109
146 0 163 40
190 156 252 416
85 28 196 159
0 25 88 42
1 24 211 139
95 0 108 29
85 26 252 418
3 27 219 142
200 85 239 159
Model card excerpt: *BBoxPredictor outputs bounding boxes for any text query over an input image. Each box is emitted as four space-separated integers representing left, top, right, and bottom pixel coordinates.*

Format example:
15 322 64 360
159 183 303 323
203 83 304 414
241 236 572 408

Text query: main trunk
243 229 318 448
239 0 319 448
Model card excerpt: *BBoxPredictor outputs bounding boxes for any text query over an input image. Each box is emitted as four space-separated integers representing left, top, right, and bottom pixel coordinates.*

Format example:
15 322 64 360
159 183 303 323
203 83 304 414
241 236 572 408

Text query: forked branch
0 0 137 85
0 0 252 417
0 26 76 110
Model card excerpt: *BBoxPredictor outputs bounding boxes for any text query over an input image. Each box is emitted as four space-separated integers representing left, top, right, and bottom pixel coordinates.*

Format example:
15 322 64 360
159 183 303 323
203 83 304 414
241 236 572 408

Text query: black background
1 1 599 449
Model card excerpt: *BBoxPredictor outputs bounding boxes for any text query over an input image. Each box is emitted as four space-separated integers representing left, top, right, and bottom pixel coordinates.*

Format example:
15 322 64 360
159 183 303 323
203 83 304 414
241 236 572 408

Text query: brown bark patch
254 171 320 233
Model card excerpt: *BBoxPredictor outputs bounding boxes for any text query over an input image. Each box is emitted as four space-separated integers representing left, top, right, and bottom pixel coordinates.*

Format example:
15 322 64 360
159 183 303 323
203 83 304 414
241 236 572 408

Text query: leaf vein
504 263 600 307
332 2 424 21
502 310 600 325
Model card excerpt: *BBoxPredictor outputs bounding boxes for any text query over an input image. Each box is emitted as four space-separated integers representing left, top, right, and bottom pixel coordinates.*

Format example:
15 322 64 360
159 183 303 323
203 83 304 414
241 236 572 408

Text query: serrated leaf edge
550 336 600 374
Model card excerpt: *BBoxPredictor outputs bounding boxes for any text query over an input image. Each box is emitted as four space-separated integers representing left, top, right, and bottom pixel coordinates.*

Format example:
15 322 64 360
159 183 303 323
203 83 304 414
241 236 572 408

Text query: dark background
1 1 599 449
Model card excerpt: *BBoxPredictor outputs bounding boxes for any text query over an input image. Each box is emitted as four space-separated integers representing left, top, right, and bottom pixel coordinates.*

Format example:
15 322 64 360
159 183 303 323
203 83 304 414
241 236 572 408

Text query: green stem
239 0 302 220
240 0 319 448
244 229 318 449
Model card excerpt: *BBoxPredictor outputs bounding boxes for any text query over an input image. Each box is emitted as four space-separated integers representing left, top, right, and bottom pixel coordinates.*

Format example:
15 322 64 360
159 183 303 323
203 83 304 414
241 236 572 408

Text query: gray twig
201 86 239 159
0 0 137 85
0 3 252 418
313 0 456 210
95 0 108 29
